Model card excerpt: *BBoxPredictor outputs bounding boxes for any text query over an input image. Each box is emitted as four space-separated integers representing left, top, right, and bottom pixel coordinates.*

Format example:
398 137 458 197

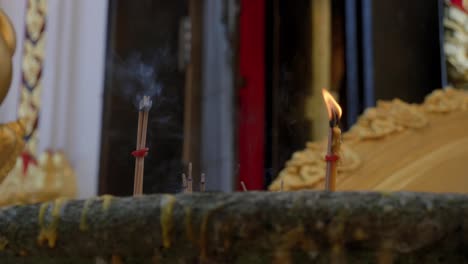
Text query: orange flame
322 89 342 120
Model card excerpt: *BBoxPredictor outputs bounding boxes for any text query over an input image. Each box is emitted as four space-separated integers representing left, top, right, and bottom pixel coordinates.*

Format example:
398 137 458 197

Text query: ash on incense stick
139 95 153 111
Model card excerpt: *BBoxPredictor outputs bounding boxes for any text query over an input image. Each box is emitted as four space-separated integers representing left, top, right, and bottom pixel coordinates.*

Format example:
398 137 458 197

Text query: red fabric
131 148 149 158
325 154 340 162
21 152 37 175
237 0 265 190
451 0 468 13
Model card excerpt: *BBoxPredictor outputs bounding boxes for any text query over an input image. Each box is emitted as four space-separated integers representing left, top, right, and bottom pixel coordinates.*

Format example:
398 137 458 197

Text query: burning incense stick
200 173 206 192
322 89 342 192
132 96 152 196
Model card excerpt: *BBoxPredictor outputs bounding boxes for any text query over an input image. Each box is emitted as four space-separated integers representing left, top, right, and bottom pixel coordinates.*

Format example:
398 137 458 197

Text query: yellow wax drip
353 228 368 241
377 240 394 264
37 198 67 248
111 254 124 264
79 198 95 231
200 206 224 260
200 212 210 260
273 225 312 264
160 195 176 248
0 236 8 251
184 207 194 242
101 195 113 213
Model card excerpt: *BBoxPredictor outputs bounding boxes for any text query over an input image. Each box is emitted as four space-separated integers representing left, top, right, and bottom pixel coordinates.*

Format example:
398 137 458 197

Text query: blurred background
0 0 456 198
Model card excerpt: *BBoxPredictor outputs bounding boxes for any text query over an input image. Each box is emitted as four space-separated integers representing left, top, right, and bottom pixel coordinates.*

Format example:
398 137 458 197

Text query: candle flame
322 89 342 121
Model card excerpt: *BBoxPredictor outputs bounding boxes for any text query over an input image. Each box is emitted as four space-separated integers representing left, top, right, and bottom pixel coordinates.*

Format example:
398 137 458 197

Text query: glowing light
322 89 342 120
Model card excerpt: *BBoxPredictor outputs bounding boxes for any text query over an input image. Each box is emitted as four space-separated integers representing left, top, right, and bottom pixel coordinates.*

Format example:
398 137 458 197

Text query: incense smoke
112 50 171 108
111 50 185 139
109 49 185 194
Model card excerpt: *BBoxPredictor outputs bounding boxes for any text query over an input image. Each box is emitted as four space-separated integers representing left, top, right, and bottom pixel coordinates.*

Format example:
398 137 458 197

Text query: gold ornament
270 88 468 193
0 9 16 105
0 9 16 55
0 120 25 182
0 151 77 206
0 10 24 184
444 3 468 89
0 0 78 206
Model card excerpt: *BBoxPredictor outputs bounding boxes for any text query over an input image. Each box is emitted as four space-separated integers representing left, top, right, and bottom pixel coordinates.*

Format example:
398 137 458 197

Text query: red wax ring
132 148 149 157
325 154 339 162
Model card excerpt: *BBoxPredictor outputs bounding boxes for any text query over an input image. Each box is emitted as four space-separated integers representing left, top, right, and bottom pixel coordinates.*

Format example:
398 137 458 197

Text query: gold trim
270 88 468 191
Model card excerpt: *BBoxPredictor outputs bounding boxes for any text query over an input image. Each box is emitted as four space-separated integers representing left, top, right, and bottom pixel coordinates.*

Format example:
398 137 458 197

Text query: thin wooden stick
133 96 152 196
182 173 188 193
280 179 284 191
138 110 150 194
322 89 341 192
133 111 143 195
325 125 341 192
200 173 206 192
240 181 247 192
187 163 193 193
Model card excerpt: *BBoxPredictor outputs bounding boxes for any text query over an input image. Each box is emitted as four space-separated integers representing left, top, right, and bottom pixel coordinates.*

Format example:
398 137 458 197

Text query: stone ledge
0 191 467 263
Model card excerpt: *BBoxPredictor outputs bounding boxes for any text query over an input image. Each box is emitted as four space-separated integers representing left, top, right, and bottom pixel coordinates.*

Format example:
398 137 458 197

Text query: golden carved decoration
346 98 428 140
0 120 25 182
423 87 468 113
0 9 16 105
270 88 468 193
0 9 16 55
444 2 468 89
19 0 47 156
0 1 78 206
0 151 76 206
0 9 23 183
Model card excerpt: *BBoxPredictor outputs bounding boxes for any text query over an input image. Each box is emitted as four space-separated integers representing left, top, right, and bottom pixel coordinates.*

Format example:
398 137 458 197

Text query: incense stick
240 181 247 192
133 96 152 196
325 124 341 191
187 163 193 193
325 128 335 191
138 109 149 193
322 89 342 192
182 173 188 193
200 173 206 192
133 111 143 195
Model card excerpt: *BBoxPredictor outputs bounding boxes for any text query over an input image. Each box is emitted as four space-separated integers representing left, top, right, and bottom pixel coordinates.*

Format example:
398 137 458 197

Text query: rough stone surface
0 191 467 263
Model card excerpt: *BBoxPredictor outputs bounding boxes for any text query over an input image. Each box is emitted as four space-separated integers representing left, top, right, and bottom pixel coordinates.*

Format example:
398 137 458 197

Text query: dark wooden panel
371 0 443 103
268 0 312 183
99 0 188 195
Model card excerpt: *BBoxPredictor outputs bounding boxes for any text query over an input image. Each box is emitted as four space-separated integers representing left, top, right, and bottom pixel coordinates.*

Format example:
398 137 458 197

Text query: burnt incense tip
139 95 153 111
